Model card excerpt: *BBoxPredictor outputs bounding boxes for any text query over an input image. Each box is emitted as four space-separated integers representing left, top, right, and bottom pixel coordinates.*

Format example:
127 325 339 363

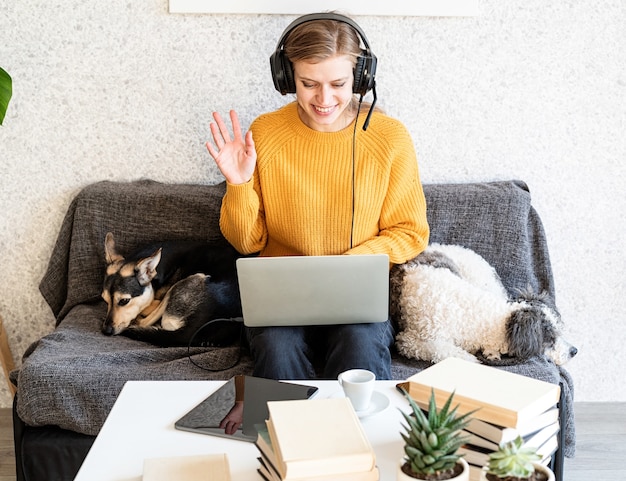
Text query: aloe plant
399 388 475 479
485 436 542 480
0 67 12 125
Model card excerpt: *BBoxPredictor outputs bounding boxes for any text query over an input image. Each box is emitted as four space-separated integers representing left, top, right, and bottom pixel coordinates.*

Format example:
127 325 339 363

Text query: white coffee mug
337 369 376 411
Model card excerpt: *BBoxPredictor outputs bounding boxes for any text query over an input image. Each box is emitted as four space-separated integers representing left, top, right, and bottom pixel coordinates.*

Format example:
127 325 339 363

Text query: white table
74 380 411 481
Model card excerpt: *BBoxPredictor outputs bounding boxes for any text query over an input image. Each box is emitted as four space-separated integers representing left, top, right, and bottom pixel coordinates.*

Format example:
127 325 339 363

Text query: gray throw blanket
14 179 575 456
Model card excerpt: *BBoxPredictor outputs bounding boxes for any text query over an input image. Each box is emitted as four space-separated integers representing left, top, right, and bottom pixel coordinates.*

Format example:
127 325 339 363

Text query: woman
206 13 429 380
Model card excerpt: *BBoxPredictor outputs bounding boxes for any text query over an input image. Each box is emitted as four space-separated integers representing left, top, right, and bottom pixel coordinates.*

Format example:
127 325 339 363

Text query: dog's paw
480 349 502 361
396 334 480 364
453 351 480 363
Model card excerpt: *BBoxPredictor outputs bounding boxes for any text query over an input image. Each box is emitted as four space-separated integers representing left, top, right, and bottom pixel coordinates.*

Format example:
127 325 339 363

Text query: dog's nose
102 324 114 336
570 346 578 358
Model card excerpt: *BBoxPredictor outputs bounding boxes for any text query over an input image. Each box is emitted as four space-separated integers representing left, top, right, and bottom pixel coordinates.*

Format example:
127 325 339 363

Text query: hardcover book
257 454 379 481
255 426 379 481
465 406 559 444
143 453 231 481
407 357 561 429
263 398 377 480
463 419 559 451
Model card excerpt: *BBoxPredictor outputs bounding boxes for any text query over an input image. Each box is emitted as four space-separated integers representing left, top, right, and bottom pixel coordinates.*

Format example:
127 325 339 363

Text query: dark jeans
245 320 395 380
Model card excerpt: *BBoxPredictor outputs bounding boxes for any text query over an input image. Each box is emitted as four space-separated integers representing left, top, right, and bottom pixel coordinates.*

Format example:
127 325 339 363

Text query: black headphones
270 12 378 97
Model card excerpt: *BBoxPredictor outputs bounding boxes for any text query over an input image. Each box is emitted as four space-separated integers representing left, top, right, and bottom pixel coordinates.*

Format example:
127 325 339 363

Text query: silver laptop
236 254 389 327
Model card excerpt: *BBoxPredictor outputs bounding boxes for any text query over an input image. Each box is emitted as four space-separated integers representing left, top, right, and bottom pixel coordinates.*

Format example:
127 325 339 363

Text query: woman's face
293 55 355 133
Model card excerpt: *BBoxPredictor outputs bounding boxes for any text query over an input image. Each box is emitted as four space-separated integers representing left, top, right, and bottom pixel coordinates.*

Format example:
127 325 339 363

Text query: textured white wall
0 1 624 408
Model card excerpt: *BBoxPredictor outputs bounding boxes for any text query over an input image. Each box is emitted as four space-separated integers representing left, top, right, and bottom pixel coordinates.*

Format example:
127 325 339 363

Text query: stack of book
254 397 379 481
405 357 560 481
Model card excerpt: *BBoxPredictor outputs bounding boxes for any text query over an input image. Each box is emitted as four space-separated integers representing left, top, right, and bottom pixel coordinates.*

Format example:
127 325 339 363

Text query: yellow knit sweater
220 102 429 265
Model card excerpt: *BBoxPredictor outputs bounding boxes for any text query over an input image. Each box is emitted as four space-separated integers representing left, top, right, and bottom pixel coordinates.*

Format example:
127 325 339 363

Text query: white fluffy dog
391 243 577 365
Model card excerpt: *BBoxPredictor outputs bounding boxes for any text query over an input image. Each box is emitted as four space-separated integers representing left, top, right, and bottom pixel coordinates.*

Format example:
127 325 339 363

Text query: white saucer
329 390 390 418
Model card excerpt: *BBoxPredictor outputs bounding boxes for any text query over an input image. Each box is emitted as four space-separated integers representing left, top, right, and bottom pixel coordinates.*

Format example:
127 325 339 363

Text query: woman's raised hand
206 110 257 185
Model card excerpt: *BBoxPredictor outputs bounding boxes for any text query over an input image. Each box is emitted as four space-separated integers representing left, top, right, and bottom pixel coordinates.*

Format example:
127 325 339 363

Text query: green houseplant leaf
0 67 13 125
399 388 476 478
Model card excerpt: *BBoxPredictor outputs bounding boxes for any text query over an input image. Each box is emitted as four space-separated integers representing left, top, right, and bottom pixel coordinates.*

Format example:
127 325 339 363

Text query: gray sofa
12 179 575 481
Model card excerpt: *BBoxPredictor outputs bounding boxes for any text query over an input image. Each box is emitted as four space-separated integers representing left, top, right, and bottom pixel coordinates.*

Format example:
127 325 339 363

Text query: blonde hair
283 17 379 114
283 18 362 67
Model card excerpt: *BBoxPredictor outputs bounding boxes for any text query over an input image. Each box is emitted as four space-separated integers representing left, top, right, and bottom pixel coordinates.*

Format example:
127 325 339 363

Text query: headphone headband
270 12 377 97
274 12 373 54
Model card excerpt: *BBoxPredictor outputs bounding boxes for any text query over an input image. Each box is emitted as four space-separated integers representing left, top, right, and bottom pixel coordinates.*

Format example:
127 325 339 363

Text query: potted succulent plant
398 388 475 480
1 67 12 125
480 436 555 481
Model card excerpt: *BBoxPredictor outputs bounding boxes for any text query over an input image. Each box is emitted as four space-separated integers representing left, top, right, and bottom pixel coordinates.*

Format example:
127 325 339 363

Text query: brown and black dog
101 232 243 347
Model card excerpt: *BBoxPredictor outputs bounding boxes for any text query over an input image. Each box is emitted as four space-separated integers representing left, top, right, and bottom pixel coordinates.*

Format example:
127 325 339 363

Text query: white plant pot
397 458 469 481
478 462 555 481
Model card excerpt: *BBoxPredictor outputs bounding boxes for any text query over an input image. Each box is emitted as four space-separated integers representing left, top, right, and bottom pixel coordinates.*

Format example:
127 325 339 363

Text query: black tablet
175 376 319 442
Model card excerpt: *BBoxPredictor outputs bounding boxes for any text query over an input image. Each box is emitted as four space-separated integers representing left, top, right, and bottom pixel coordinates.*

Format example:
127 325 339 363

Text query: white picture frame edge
169 0 479 17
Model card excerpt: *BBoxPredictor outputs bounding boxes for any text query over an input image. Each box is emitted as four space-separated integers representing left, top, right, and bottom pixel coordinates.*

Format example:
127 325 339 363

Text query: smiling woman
0 67 12 125
204 12 430 382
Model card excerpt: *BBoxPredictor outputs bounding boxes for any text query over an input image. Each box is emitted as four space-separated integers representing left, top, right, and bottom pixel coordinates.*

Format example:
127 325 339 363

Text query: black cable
350 96 364 250
187 317 244 372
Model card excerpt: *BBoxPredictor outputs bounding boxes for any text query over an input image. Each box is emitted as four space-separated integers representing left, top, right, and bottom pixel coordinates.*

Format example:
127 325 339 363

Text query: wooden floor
0 406 14 481
0 402 625 480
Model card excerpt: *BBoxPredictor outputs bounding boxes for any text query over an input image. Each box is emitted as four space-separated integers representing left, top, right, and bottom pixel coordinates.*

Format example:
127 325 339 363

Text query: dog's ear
104 232 124 265
135 248 162 286
505 307 545 360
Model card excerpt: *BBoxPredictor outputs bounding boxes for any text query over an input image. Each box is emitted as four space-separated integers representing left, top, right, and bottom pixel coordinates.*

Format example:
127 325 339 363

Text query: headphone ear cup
353 54 367 95
270 49 296 95
282 55 296 94
353 49 377 96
